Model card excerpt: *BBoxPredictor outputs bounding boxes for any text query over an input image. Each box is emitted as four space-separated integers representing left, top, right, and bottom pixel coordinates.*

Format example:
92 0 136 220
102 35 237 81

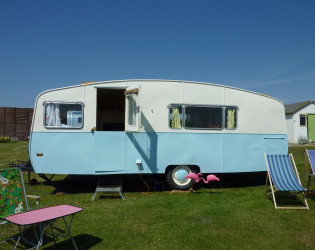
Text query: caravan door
308 114 315 142
94 88 126 173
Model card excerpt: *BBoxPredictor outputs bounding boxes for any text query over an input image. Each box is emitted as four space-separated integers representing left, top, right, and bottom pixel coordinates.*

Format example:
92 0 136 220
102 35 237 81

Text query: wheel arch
165 164 200 174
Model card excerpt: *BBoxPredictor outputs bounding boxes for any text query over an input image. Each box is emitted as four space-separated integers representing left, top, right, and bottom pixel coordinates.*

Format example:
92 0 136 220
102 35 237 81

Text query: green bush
0 136 11 143
298 136 309 144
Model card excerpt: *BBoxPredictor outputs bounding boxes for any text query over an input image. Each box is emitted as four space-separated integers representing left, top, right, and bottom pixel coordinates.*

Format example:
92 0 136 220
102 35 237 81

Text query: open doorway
96 88 125 131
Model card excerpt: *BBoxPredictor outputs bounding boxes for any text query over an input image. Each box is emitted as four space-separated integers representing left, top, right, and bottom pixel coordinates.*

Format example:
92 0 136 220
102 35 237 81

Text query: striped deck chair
305 150 315 191
264 154 309 210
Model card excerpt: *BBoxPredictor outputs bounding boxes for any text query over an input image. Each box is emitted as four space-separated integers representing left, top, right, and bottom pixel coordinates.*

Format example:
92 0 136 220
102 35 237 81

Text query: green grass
1 143 315 249
0 141 29 168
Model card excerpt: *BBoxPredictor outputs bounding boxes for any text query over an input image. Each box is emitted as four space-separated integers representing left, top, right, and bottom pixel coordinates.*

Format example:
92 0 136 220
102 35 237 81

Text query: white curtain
45 104 61 126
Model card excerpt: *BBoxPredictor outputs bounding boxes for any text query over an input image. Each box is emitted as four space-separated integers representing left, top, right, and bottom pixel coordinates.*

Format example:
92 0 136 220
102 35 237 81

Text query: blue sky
1 0 314 107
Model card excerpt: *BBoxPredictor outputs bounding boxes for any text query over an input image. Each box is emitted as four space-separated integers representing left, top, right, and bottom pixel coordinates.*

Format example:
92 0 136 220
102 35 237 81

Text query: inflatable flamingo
185 172 203 182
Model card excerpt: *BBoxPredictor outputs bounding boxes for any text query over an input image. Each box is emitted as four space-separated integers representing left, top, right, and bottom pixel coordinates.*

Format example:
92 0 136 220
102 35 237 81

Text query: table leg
35 223 47 249
14 225 41 250
50 220 57 245
14 226 24 250
62 215 78 250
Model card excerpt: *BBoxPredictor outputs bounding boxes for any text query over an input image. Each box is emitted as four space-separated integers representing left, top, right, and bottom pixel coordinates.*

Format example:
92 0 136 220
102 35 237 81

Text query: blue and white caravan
29 79 288 189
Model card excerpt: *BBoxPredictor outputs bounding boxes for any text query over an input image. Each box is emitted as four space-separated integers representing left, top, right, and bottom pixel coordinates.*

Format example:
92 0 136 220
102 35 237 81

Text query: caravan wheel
166 165 196 190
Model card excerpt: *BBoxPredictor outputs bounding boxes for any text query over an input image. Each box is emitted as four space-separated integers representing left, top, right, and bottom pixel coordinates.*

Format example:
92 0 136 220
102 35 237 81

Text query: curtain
45 104 61 126
171 107 182 128
226 108 235 129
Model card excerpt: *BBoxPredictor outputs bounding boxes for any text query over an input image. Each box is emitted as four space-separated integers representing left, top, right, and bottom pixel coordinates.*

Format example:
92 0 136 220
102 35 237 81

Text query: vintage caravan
29 80 288 189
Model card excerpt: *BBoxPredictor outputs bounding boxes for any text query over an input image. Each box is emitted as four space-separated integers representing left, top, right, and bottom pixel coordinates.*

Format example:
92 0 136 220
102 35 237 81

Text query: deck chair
264 154 309 210
1 168 41 247
305 150 315 191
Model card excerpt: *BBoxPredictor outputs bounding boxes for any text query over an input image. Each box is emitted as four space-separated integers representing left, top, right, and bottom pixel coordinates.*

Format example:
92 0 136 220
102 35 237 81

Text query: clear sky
1 0 314 107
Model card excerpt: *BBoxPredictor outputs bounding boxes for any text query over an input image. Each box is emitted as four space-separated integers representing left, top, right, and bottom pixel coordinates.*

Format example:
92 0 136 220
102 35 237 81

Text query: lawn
1 142 315 249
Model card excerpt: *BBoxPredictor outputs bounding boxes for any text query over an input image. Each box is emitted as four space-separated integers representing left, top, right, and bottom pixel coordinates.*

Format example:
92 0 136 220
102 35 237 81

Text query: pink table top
5 205 83 226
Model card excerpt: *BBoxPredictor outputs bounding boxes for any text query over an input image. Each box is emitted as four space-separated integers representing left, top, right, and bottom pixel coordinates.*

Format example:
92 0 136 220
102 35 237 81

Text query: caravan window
225 107 237 130
185 106 223 129
44 103 83 129
126 93 137 126
169 106 183 129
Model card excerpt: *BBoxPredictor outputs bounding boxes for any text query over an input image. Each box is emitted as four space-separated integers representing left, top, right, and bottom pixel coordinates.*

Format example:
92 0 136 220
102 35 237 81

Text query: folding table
5 204 83 250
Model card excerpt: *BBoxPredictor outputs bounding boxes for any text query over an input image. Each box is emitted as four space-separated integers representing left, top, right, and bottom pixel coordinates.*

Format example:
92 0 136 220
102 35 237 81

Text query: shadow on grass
43 234 102 249
3 225 56 249
306 192 315 201
6 228 102 249
4 227 99 250
35 171 268 195
265 191 308 208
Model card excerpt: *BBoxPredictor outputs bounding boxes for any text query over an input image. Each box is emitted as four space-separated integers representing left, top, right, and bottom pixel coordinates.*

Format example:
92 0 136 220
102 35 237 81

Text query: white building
285 100 315 143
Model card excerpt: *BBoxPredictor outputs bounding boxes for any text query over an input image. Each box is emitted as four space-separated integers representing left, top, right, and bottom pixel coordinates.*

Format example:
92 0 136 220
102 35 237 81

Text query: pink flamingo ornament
202 174 220 183
185 173 203 182
185 173 220 184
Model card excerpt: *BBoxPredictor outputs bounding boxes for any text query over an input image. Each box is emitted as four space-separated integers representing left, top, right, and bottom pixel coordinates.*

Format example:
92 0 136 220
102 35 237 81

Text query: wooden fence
0 107 34 141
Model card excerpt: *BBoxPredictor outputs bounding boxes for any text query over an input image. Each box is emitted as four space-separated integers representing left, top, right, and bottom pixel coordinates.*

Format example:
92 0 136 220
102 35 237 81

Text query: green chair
0 167 40 245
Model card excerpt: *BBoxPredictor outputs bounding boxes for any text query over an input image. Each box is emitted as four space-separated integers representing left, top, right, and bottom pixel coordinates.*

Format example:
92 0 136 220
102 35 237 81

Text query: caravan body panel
30 80 287 175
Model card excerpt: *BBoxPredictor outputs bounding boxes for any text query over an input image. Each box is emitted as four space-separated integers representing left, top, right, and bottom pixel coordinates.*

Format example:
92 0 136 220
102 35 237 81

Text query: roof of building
285 100 315 114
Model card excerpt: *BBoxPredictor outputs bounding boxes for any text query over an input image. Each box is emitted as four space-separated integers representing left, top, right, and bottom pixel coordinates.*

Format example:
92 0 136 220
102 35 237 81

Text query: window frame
43 102 84 129
300 114 307 127
169 104 238 131
184 105 224 130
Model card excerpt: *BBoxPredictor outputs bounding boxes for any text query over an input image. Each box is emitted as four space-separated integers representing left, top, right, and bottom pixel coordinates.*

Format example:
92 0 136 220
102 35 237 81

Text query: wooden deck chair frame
305 149 315 192
264 154 309 210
